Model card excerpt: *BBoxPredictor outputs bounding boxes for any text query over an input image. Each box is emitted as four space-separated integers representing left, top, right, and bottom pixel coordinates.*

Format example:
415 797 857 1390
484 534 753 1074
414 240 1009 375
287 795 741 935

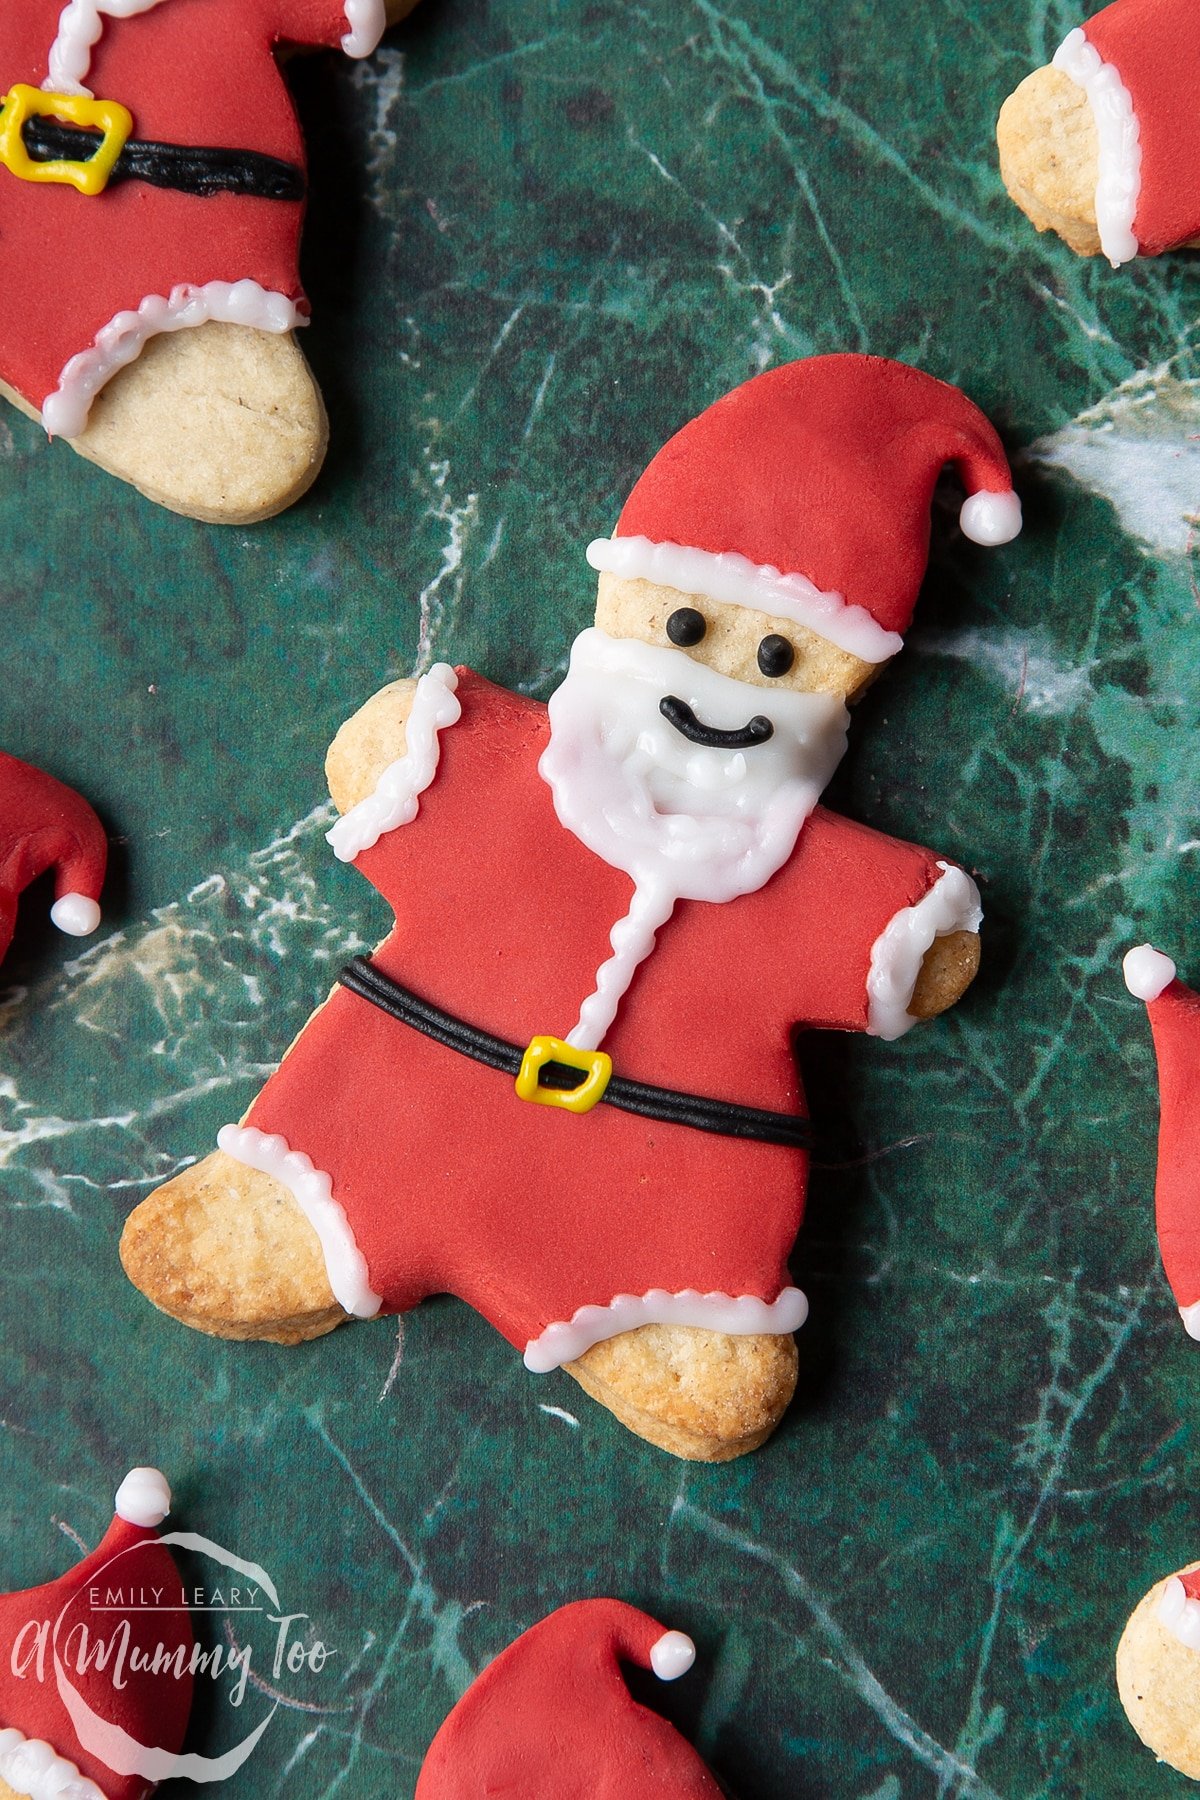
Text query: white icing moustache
539 628 849 1047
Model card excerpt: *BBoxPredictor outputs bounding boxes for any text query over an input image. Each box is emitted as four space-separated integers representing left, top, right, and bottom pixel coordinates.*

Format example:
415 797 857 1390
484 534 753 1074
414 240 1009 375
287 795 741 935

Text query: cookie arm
325 679 418 814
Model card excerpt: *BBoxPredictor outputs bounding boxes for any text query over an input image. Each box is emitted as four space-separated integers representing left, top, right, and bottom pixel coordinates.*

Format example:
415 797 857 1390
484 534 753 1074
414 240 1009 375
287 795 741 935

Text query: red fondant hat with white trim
586 354 1020 663
415 1599 722 1799
1123 944 1200 1337
0 751 107 963
0 1468 192 1800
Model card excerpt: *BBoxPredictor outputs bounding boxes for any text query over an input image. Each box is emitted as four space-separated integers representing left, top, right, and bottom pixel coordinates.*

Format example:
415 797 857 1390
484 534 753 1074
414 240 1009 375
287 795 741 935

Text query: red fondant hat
586 354 1020 663
1124 945 1200 1335
415 1599 723 1799
0 1469 192 1799
0 751 107 961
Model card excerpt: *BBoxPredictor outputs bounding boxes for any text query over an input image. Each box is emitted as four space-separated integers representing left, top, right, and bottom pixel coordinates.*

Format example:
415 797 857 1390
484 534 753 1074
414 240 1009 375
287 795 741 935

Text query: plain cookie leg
120 1149 347 1344
565 1325 798 1461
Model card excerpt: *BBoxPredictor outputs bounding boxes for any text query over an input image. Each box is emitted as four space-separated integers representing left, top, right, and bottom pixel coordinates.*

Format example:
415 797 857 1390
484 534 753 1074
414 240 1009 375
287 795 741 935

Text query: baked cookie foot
1117 1561 1200 1778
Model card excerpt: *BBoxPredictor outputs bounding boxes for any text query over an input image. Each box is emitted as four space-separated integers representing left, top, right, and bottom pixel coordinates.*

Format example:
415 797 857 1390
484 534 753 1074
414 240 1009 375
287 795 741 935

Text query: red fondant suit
0 0 377 420
243 671 963 1362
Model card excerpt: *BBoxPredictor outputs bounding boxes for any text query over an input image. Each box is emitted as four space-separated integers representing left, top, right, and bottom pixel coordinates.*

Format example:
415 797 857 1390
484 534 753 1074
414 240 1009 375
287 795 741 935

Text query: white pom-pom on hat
50 893 101 937
960 489 1023 546
115 1467 172 1527
649 1629 696 1681
1123 944 1177 1003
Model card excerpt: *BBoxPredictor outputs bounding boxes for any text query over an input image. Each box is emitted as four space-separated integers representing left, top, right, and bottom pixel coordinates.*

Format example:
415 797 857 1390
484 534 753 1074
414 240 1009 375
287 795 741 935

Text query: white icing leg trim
866 862 982 1042
342 0 388 56
217 1124 382 1320
586 536 903 663
1159 1576 1200 1651
0 1728 106 1800
522 1285 808 1373
1180 1300 1200 1342
327 664 461 862
46 0 169 96
1052 28 1141 268
43 281 305 440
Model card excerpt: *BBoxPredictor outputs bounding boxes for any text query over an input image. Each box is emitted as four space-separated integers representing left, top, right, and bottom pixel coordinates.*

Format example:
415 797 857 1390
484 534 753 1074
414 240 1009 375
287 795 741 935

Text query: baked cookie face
1118 1562 1200 1778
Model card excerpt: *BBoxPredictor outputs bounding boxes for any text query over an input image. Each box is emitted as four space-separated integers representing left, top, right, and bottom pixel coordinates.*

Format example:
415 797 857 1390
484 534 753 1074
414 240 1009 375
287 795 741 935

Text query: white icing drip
1159 1575 1200 1650
650 1631 696 1681
46 0 168 96
959 490 1022 546
0 1729 105 1800
114 1466 170 1526
217 1124 381 1319
326 665 461 862
1053 27 1142 267
522 1285 808 1372
1123 943 1176 1003
342 0 388 56
586 536 903 663
1180 1300 1200 1343
49 893 101 937
43 281 304 440
866 863 982 1041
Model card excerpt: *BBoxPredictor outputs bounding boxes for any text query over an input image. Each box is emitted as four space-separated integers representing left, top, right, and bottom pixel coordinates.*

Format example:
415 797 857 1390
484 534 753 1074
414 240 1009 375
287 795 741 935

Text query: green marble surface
2 0 1199 1793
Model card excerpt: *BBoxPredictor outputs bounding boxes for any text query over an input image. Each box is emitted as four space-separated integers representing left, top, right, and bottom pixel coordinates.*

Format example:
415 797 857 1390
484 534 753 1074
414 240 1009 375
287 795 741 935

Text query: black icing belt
337 955 814 1150
23 115 305 201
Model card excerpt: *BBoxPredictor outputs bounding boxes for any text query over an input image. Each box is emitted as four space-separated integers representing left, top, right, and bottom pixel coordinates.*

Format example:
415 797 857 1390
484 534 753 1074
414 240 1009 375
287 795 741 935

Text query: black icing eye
757 634 795 678
666 607 706 647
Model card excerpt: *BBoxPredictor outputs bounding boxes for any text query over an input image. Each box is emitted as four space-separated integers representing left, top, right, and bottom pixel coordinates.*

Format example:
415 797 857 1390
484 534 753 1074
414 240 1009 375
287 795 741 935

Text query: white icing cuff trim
327 664 461 862
342 0 388 56
115 1465 171 1527
1052 28 1141 267
650 1631 696 1681
586 536 903 663
218 1125 382 1320
522 1285 808 1373
0 1728 106 1800
866 863 982 1041
1123 944 1176 1003
43 281 305 440
50 893 101 936
1179 1300 1200 1343
46 0 169 96
960 490 1022 546
1159 1576 1200 1650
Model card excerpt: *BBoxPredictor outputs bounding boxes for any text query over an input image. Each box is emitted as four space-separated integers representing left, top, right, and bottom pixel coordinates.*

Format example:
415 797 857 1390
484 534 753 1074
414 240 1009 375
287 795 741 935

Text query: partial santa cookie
1117 1560 1200 1777
0 0 415 521
997 0 1200 264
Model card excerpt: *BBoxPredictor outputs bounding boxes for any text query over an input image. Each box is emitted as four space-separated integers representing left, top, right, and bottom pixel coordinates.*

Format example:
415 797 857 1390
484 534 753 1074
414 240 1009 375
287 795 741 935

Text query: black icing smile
659 695 774 749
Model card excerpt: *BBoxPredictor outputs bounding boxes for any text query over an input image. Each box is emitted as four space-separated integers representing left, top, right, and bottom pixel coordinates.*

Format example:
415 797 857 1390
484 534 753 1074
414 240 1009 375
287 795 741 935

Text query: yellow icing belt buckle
0 85 132 195
516 1035 613 1114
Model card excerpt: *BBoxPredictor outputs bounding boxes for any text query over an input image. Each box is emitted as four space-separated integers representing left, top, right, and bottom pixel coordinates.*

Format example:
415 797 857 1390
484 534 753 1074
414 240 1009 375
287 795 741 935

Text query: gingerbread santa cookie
1123 945 1200 1337
1117 1559 1200 1778
0 751 106 966
0 1467 192 1800
416 1600 721 1799
997 0 1200 264
121 354 1021 1461
0 0 418 522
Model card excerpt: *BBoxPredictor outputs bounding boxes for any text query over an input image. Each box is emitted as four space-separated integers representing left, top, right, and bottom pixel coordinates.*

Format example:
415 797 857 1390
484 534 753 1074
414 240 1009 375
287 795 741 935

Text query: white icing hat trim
342 0 388 56
115 1465 171 1526
45 0 169 96
650 1631 696 1681
327 664 461 862
43 281 305 440
218 1124 382 1319
866 863 982 1041
1179 1300 1200 1343
0 1728 106 1800
1123 944 1176 1003
959 490 1022 546
49 893 101 937
1159 1576 1200 1650
585 536 904 664
1052 28 1141 267
522 1285 808 1373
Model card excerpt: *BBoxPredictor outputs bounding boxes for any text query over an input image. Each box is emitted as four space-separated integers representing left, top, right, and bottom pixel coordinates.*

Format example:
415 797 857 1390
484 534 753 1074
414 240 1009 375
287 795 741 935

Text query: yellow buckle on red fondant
515 1035 612 1114
0 85 132 195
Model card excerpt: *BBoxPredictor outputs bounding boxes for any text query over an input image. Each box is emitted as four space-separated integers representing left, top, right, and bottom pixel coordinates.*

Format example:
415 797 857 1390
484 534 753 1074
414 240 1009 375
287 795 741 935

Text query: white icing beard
539 628 849 1049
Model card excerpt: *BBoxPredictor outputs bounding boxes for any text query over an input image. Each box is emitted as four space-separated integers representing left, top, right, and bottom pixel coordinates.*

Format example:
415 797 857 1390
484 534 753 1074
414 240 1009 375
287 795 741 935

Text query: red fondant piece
415 1600 722 1799
0 1485 192 1796
1085 0 1200 256
1135 971 1200 1316
246 670 952 1354
0 751 107 964
615 355 1015 639
0 0 381 421
1182 1568 1200 1603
